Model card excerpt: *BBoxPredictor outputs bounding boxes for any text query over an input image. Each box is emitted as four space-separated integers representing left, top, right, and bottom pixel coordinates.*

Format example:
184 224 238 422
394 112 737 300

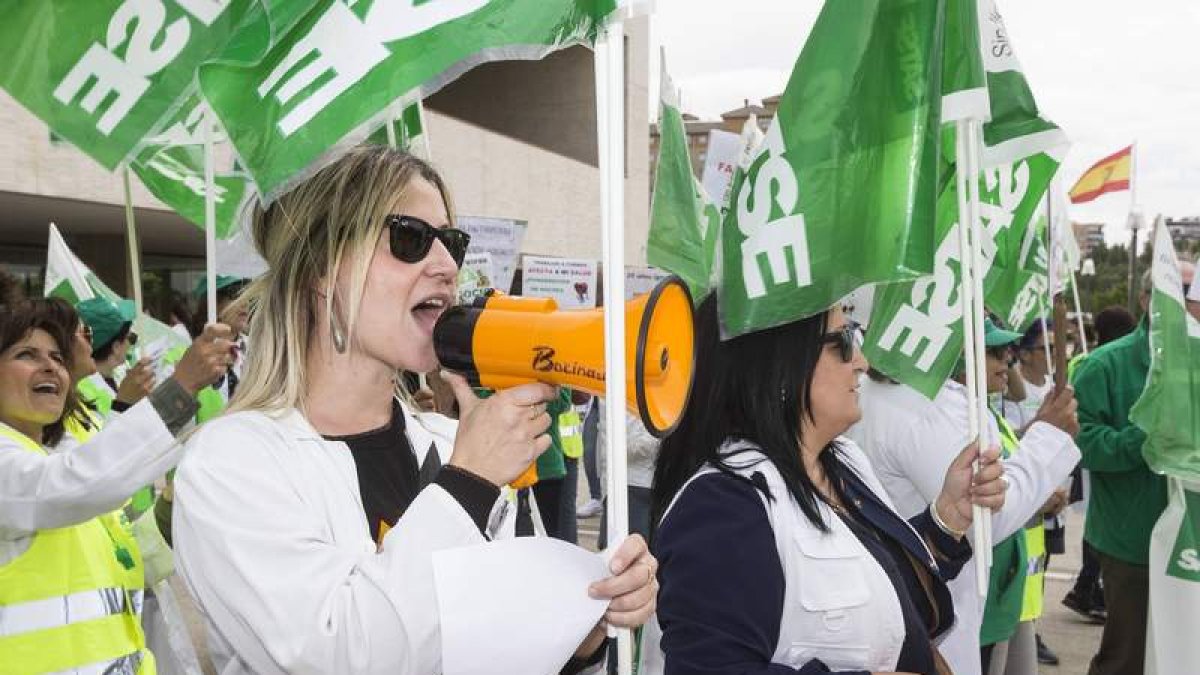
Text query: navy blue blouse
653 459 970 675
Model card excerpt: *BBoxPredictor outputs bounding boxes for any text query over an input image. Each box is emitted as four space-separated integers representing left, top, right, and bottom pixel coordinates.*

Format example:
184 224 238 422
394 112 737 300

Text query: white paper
138 337 174 387
434 537 609 675
458 216 527 294
699 129 742 206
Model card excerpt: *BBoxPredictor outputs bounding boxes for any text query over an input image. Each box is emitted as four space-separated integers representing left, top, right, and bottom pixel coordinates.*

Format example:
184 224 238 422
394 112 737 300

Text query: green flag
716 0 949 337
200 0 616 200
863 0 1066 397
45 224 188 351
130 94 254 240
1131 221 1200 482
940 0 989 124
647 61 711 300
366 98 430 159
0 1 256 170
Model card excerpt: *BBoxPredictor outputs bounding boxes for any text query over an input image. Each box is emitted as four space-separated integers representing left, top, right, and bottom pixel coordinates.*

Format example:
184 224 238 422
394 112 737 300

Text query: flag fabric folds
199 0 616 200
1069 145 1133 204
647 60 713 300
45 224 188 351
864 0 1068 398
130 94 255 240
1130 219 1200 482
717 0 949 338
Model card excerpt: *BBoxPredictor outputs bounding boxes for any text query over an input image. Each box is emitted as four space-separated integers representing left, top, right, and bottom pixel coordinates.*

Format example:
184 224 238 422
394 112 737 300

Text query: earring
329 298 347 354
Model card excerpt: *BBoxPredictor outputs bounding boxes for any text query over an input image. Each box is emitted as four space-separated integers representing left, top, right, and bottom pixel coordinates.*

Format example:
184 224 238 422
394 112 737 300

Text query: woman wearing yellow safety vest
0 296 232 674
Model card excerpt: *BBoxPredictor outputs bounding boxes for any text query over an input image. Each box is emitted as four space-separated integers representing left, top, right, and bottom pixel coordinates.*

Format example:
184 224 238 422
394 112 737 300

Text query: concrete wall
429 15 651 265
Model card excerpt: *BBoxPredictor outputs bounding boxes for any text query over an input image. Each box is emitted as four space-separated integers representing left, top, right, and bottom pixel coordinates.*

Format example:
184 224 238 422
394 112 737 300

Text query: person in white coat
172 146 658 675
0 295 232 674
848 332 1080 675
646 298 1007 675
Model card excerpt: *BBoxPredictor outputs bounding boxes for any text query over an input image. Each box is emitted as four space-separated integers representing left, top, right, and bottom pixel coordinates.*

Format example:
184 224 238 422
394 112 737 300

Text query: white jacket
847 378 1081 675
174 402 570 675
0 401 176 565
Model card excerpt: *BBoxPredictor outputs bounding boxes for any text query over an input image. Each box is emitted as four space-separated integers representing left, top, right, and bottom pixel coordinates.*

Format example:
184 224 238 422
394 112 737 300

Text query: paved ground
1034 508 1105 675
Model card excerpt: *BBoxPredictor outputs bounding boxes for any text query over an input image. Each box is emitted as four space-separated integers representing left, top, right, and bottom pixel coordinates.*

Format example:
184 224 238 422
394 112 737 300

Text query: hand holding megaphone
442 370 556 487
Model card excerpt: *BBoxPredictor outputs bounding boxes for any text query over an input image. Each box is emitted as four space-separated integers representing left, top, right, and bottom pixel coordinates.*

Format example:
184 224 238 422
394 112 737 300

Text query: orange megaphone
434 275 696 440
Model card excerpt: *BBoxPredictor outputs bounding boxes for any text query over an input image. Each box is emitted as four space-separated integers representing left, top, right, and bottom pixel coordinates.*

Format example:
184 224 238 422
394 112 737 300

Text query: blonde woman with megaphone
172 146 657 675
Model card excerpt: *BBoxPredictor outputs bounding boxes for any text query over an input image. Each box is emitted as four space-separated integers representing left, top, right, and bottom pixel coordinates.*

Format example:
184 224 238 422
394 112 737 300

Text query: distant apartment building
649 95 779 191
1166 217 1200 250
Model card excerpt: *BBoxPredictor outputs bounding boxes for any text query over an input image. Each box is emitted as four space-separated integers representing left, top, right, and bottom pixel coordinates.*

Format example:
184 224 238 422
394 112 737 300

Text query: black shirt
327 402 605 675
325 401 494 542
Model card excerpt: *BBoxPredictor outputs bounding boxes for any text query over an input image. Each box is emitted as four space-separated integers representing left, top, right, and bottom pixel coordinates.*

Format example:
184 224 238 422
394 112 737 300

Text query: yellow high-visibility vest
992 412 1047 622
0 424 155 675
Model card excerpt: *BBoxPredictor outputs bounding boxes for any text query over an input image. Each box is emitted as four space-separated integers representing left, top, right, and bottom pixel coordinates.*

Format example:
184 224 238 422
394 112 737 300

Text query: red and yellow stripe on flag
1069 145 1132 204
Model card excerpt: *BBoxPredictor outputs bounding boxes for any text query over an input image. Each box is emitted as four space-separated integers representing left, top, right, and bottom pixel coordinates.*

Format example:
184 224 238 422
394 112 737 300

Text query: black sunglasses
821 321 862 363
387 215 470 268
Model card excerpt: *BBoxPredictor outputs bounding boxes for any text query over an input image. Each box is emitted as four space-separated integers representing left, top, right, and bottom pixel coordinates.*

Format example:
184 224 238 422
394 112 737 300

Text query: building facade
0 17 650 318
648 95 778 192
1166 217 1200 252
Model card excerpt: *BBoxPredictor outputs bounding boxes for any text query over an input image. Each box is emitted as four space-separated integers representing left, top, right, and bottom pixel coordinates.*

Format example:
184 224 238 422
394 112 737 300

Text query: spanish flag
1069 145 1133 204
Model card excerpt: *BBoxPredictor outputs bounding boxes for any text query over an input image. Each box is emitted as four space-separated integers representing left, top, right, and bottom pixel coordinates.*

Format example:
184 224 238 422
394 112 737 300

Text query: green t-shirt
1072 320 1163 566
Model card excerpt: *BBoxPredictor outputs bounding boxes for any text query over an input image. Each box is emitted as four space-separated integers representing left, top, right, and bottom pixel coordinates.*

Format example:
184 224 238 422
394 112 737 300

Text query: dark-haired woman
0 297 231 674
645 298 1007 675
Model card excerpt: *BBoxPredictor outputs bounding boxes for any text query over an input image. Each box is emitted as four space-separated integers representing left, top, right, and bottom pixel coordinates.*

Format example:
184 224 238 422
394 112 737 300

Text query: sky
650 0 1200 251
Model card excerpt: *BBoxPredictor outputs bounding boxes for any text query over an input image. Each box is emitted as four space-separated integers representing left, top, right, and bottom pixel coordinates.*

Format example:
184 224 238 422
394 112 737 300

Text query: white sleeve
625 414 659 467
890 415 955 513
0 400 177 538
986 421 1081 542
173 417 485 675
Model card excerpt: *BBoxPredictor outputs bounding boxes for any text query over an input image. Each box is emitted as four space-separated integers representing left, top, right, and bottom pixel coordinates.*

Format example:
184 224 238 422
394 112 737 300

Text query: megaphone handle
509 462 538 490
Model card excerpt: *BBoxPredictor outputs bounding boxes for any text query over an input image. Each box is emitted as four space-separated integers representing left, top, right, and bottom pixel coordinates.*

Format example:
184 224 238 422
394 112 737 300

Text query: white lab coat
847 378 1081 675
173 402 589 675
0 400 177 564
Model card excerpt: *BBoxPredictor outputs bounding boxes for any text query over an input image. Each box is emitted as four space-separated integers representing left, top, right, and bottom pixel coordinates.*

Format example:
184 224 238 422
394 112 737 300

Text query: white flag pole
595 15 632 675
966 119 994 568
385 112 398 149
121 167 144 315
1070 268 1088 356
1042 195 1055 375
955 119 990 596
203 108 218 325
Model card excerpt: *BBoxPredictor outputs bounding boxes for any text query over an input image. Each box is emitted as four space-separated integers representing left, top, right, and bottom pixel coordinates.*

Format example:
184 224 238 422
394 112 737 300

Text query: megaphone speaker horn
434 276 695 437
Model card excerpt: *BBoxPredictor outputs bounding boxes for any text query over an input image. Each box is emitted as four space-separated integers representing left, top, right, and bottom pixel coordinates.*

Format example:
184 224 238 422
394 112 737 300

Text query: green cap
983 317 1023 347
76 297 134 350
192 275 246 299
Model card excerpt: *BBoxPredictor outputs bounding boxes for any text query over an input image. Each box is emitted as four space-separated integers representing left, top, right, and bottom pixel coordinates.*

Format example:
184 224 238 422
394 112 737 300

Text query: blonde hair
227 146 453 416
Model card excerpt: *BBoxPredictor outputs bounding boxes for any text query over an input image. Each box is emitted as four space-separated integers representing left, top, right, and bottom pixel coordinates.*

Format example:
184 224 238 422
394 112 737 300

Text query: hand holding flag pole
954 118 992 596
595 13 633 675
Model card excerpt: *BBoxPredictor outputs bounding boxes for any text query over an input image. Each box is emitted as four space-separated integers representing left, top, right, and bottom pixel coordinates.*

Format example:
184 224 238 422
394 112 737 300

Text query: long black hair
652 295 853 533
